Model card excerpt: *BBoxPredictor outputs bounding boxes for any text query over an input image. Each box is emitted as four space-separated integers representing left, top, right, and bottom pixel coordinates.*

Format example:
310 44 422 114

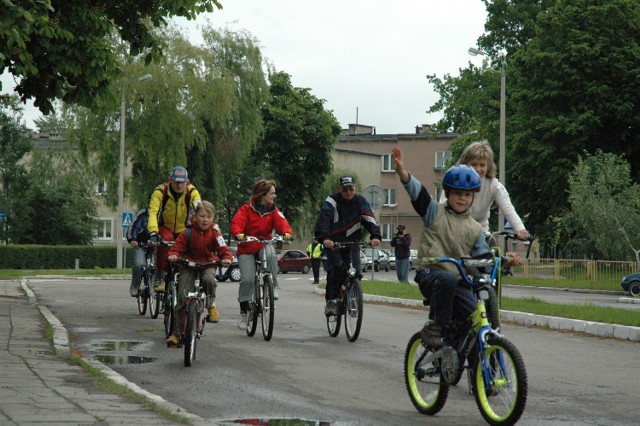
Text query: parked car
410 249 418 269
382 249 395 269
219 246 241 282
621 273 640 296
277 250 311 274
359 251 370 273
362 248 390 272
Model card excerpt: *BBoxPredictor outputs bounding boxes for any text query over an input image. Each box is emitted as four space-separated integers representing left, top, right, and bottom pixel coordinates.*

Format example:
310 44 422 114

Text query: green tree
1 0 222 114
567 151 640 262
9 150 98 245
252 71 342 225
64 25 268 213
427 0 640 249
507 0 640 238
0 95 31 241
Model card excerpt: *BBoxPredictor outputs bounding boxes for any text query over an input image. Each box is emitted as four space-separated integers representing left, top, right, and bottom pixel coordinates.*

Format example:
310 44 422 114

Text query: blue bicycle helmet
442 165 481 192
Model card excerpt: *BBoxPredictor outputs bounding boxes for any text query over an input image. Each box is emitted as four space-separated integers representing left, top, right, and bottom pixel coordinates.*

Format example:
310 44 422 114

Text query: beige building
336 124 454 249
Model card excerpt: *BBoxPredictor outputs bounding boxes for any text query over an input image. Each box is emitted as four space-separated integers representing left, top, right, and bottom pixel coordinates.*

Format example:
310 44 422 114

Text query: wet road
29 275 640 425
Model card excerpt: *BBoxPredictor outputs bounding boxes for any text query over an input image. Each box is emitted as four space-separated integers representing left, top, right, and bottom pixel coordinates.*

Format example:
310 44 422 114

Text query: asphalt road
29 274 640 425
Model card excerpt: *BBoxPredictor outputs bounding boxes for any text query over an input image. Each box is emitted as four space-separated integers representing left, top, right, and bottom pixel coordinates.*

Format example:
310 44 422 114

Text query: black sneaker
420 321 443 349
324 299 339 317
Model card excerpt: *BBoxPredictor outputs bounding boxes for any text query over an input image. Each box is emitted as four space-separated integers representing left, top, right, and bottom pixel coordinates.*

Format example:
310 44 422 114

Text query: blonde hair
196 200 215 216
458 141 497 179
252 179 276 203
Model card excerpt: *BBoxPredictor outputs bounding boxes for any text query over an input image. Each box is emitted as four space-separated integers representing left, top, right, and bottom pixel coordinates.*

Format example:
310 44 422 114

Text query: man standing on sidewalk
391 224 411 283
307 238 323 284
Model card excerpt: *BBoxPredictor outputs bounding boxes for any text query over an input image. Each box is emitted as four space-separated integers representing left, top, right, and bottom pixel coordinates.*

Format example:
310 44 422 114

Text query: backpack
126 208 151 243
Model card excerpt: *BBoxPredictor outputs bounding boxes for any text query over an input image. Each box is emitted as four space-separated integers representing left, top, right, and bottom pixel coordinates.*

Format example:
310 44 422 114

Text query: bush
0 245 133 269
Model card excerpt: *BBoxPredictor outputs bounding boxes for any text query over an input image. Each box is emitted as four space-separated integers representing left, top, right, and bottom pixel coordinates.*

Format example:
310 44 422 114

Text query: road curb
23 278 207 425
313 287 640 342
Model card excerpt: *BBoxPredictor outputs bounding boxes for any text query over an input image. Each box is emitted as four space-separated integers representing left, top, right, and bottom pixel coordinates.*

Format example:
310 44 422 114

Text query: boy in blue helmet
392 146 520 347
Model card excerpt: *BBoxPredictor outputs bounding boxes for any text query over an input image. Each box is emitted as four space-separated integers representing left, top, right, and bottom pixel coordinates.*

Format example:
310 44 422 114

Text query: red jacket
230 200 293 256
168 220 233 266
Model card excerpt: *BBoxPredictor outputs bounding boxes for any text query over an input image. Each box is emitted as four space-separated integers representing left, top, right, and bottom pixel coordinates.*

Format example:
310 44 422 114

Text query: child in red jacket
166 201 233 347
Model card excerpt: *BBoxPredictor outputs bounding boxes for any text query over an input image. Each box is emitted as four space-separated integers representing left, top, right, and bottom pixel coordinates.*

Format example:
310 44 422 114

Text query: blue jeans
415 268 476 329
395 257 410 283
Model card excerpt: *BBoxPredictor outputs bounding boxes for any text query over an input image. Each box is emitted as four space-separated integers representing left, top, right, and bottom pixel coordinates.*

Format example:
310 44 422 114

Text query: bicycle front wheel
136 278 148 315
344 278 363 342
261 274 275 341
326 307 341 337
184 302 198 367
404 332 449 415
472 336 528 425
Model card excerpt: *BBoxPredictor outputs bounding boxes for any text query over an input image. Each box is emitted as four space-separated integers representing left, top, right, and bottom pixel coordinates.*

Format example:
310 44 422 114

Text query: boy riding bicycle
166 201 233 347
392 146 520 347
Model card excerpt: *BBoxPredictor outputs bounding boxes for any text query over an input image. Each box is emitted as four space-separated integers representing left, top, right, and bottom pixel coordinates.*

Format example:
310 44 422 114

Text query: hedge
0 245 134 269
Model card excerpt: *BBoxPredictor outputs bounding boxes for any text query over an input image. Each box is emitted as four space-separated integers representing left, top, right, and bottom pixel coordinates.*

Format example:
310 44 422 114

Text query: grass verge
329 280 639 327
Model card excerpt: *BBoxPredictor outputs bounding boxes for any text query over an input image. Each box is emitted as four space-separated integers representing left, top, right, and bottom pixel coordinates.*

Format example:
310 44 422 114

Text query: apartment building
337 124 454 248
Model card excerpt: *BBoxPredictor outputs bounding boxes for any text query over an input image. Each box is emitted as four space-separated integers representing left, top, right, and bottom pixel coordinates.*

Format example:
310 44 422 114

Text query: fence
512 258 638 286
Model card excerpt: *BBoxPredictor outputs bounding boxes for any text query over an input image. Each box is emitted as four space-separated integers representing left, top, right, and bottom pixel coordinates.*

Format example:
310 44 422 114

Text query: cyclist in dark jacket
314 176 381 316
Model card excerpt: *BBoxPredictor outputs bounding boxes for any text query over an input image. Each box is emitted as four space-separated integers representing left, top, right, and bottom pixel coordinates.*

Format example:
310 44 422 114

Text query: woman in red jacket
230 179 292 330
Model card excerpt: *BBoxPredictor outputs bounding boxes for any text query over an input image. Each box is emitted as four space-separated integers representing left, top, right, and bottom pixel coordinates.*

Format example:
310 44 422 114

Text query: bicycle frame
239 235 288 341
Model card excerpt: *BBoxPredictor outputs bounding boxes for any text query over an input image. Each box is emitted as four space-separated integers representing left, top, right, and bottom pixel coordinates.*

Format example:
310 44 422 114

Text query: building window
384 188 396 206
94 218 113 241
95 179 107 195
381 223 393 241
381 153 393 172
435 151 451 170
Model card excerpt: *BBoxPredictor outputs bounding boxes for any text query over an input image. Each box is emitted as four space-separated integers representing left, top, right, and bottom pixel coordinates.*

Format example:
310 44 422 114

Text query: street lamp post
117 73 152 270
468 47 506 234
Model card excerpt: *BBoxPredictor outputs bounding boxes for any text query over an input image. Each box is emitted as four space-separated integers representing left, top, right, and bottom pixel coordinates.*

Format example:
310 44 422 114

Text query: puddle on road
91 340 146 351
219 420 332 426
89 340 157 364
94 354 156 364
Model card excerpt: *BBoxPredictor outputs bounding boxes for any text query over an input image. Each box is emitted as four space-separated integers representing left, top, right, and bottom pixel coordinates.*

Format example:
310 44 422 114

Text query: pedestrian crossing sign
122 212 134 228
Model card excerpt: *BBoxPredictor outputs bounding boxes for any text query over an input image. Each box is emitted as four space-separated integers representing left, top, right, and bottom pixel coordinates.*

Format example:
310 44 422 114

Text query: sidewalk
0 279 204 425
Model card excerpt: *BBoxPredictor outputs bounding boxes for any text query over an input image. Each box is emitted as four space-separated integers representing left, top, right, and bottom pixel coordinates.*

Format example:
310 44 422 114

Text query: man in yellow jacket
306 238 323 284
147 166 201 291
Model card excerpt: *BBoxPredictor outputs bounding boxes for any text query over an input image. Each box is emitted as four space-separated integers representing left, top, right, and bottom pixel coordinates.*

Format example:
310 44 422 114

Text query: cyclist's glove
149 232 161 243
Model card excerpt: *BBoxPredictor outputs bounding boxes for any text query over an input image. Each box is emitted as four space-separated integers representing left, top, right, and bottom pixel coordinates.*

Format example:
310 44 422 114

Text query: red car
277 250 311 274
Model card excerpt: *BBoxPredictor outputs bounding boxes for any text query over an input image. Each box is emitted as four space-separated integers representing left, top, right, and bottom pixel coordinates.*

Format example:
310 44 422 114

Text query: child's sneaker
208 305 220 323
420 320 443 349
166 334 180 348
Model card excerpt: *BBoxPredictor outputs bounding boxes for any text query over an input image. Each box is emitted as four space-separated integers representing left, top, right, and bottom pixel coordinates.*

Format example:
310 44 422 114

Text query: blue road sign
122 212 134 228
0 211 6 220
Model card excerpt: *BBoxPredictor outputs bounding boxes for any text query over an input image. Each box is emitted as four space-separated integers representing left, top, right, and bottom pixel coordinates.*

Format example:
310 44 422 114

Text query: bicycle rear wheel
344 278 363 342
404 332 449 415
261 274 275 341
472 336 528 425
246 280 259 337
163 284 175 338
148 272 160 318
184 302 198 367
136 279 148 315
326 307 341 337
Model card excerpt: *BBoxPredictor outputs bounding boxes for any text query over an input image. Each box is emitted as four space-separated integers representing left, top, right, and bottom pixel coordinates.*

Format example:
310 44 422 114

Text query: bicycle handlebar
331 241 370 250
238 235 291 244
491 230 535 243
173 258 225 270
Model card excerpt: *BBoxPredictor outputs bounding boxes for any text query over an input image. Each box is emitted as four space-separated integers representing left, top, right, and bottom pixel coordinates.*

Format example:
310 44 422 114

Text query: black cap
397 224 406 230
339 176 355 186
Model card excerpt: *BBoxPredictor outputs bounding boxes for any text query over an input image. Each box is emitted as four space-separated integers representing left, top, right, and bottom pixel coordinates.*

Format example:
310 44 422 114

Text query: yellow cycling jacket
147 183 201 235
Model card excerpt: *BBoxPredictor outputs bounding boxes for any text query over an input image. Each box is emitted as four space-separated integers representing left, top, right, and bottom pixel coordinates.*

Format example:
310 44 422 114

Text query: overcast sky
3 0 489 134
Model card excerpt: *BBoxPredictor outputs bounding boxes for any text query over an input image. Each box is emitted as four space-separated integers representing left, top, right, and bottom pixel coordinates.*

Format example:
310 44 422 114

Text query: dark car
277 250 311 274
219 246 241 282
621 272 640 296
